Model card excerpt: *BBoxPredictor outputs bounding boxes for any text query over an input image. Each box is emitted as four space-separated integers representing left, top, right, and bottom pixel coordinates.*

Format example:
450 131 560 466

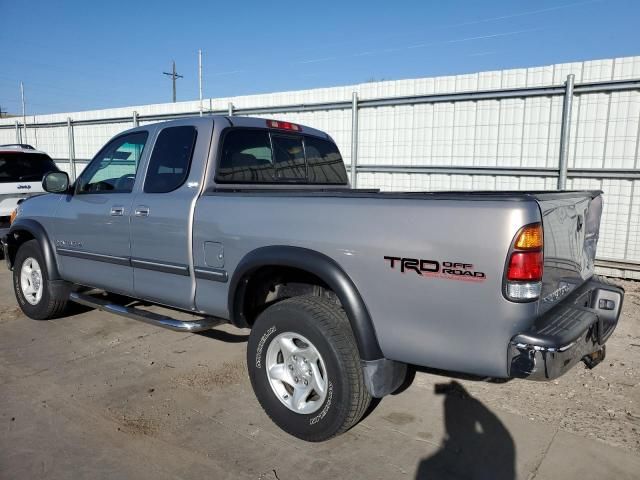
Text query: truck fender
7 219 61 280
229 245 384 361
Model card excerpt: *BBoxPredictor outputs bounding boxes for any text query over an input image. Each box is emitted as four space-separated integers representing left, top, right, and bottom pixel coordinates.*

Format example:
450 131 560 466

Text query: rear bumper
508 276 624 380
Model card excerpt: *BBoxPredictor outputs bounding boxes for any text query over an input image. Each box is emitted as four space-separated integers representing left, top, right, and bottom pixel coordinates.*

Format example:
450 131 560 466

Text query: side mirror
42 171 70 193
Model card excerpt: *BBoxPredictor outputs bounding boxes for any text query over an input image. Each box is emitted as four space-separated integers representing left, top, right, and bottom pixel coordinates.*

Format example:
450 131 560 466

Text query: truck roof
0 145 50 156
120 115 332 141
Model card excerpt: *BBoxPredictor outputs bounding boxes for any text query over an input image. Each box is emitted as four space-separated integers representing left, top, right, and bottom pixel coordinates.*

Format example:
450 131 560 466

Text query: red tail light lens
505 222 544 301
507 251 543 281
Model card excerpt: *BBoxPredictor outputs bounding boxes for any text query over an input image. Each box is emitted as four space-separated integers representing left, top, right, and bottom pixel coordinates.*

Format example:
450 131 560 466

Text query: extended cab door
53 130 150 294
129 120 213 310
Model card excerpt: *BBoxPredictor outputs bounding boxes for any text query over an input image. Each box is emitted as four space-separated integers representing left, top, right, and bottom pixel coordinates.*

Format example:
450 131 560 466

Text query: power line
162 60 183 103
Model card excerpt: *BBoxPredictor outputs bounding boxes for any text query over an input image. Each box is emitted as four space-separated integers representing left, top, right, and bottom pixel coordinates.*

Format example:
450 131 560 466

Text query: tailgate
534 191 603 313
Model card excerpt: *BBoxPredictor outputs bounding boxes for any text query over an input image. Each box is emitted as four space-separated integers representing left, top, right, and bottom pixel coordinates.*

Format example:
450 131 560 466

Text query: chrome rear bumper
508 276 623 381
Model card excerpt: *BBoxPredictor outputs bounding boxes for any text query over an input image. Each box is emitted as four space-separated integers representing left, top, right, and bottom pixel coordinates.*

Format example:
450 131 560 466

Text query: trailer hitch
582 345 606 369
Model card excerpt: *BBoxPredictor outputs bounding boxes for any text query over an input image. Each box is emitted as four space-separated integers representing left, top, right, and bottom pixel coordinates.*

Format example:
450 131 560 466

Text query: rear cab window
216 128 347 185
0 152 60 183
144 126 198 193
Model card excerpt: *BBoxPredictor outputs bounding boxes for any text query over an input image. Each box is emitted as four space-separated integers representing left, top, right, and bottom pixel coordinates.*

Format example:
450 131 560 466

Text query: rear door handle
134 206 150 217
110 206 125 216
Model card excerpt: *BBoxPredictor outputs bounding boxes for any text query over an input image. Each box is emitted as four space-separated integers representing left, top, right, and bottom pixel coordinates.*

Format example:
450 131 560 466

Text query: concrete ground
1 272 639 480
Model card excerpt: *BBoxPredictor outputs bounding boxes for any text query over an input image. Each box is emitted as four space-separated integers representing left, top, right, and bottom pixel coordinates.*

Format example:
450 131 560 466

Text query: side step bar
69 292 224 333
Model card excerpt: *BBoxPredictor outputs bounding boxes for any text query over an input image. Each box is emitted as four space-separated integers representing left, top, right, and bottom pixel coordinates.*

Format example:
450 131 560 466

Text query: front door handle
110 206 125 216
134 206 150 217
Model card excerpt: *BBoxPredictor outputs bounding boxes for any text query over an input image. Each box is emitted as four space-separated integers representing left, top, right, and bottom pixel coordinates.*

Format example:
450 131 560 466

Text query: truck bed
195 186 602 377
208 187 602 202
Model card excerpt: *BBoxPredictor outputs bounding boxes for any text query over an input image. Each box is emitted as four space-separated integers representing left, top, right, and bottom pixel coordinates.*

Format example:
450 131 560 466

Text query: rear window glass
145 126 197 193
272 135 306 181
218 130 276 183
304 137 348 184
0 152 60 183
217 129 347 185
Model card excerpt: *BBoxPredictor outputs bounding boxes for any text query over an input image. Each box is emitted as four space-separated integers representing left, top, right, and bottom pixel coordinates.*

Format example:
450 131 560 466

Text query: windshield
0 152 60 183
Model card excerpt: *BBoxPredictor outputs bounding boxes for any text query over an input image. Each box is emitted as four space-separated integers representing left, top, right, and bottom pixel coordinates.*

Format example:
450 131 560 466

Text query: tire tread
252 295 371 440
13 239 69 320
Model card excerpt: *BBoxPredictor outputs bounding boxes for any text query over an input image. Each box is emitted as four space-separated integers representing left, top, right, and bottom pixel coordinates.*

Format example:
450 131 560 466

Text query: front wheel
13 239 69 320
247 295 371 442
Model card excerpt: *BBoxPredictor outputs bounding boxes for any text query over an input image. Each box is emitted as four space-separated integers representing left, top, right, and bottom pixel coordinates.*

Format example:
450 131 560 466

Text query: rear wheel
13 239 69 320
247 295 371 442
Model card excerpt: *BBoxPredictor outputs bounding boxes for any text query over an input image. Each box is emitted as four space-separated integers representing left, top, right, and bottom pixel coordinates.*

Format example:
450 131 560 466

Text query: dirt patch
114 413 160 436
174 360 248 391
0 307 21 324
383 412 416 426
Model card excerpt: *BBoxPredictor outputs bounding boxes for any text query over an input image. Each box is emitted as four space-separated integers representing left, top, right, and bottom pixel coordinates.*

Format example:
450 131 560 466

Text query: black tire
13 239 69 320
247 295 371 442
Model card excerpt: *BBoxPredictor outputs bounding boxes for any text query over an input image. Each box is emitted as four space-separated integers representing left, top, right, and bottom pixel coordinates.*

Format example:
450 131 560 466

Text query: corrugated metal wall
1 56 639 279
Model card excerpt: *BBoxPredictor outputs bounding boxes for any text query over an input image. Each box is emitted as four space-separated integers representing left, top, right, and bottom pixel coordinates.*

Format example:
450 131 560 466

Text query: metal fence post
132 111 139 127
67 117 76 181
15 120 20 143
351 92 359 188
228 102 234 116
557 74 575 190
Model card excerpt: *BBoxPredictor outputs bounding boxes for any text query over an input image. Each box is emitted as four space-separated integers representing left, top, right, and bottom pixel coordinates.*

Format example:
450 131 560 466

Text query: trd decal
384 256 486 282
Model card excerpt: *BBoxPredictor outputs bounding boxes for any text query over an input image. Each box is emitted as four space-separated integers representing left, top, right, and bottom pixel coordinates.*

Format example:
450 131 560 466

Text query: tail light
266 119 301 132
505 223 543 301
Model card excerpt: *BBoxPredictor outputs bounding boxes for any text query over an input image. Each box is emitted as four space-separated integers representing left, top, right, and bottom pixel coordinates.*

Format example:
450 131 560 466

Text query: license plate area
589 285 623 344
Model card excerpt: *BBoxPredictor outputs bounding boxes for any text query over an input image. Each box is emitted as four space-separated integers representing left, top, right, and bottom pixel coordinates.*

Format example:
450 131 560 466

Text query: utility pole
198 49 203 116
20 81 27 142
0 106 6 118
163 60 183 103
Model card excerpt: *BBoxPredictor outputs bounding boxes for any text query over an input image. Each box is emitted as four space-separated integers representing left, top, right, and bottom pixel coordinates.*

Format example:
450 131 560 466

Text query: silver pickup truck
2 116 624 441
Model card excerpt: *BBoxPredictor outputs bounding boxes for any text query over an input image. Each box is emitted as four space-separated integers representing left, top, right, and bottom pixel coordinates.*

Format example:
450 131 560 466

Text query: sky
0 0 639 115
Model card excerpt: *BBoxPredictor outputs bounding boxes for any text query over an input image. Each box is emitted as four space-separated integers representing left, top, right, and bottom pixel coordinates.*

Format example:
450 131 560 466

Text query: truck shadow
197 328 249 343
415 381 515 480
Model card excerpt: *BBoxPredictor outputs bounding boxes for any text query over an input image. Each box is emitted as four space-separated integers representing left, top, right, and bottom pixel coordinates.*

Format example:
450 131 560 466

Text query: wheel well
239 266 341 328
5 229 35 267
230 245 384 361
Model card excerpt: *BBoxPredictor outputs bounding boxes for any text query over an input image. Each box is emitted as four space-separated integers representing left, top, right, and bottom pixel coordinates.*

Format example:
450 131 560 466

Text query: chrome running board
69 292 224 333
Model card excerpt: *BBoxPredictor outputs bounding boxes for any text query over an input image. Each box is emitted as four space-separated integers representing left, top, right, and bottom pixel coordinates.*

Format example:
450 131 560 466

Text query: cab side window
144 126 198 193
77 132 148 194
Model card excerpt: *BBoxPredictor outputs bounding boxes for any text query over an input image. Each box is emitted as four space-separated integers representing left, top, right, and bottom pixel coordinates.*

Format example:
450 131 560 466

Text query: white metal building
1 55 639 279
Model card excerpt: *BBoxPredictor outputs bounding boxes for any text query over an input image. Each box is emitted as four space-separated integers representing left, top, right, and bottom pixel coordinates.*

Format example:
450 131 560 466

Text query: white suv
0 144 61 236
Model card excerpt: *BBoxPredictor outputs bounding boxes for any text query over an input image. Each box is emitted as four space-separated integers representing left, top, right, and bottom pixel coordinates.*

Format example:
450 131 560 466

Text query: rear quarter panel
194 194 541 378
